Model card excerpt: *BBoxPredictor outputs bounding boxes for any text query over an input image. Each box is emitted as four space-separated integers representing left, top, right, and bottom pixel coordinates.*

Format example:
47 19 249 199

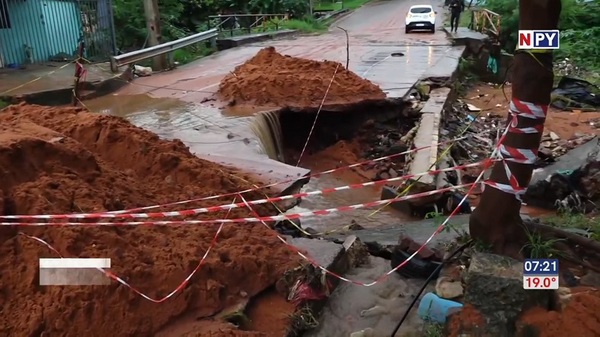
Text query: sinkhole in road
250 99 419 166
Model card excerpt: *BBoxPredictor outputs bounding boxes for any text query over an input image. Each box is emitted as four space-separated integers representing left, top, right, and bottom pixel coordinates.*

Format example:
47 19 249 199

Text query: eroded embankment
0 103 300 337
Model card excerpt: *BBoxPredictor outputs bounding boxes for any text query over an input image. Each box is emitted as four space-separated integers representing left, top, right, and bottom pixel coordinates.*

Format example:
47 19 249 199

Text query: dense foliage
479 0 600 74
112 0 309 52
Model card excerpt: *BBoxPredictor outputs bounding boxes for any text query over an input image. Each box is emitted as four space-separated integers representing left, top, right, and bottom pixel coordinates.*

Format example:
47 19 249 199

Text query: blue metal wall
42 0 82 58
0 0 115 67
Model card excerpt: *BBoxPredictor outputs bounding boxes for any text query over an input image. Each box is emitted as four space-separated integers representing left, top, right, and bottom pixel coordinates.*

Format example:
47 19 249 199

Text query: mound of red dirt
518 288 600 337
217 47 386 108
0 103 298 337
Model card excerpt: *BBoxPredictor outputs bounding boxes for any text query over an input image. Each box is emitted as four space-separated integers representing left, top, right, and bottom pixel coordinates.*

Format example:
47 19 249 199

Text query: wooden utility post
143 0 167 71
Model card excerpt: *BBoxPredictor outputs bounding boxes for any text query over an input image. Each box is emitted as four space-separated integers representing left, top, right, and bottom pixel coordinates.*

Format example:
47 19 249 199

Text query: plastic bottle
417 292 463 324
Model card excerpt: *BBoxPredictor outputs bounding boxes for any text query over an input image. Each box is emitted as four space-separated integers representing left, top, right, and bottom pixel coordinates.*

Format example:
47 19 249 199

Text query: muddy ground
462 83 600 140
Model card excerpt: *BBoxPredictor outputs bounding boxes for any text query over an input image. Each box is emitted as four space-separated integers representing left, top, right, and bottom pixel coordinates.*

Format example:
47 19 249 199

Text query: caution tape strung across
1 183 475 226
236 119 513 286
17 117 527 219
15 131 496 219
18 109 522 298
18 198 238 303
77 135 483 215
0 161 489 221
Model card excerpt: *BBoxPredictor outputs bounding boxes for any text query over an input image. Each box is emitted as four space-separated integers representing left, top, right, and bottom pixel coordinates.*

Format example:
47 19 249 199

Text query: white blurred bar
39 258 111 269
39 258 111 286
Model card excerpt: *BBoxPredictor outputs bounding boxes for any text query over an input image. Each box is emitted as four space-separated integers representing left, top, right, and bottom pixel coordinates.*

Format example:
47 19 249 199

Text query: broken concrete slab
407 87 451 186
287 237 345 269
460 253 553 337
303 256 428 337
530 136 600 185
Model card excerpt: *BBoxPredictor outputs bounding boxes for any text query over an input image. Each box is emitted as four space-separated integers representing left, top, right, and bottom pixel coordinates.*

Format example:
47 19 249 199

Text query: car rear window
410 7 432 13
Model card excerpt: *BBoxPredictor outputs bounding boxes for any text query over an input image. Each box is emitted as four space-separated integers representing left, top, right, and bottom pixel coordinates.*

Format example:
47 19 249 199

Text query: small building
0 0 116 67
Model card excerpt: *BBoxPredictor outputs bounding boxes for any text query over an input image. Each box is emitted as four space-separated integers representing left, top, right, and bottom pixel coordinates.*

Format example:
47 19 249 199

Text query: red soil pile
446 304 486 337
0 103 299 337
518 289 600 337
217 47 386 108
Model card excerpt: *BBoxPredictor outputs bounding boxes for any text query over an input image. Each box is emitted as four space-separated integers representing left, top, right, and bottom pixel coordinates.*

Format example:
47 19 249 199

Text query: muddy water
85 94 269 159
84 93 413 232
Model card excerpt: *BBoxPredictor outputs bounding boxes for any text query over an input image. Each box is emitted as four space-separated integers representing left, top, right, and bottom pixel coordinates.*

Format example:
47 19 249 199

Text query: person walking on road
449 0 464 34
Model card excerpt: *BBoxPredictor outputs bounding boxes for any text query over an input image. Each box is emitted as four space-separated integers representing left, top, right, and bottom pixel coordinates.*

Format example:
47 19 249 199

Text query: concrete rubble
526 137 600 213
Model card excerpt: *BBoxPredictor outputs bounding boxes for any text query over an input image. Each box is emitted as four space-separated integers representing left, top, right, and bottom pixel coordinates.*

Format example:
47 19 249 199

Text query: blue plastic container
417 292 463 324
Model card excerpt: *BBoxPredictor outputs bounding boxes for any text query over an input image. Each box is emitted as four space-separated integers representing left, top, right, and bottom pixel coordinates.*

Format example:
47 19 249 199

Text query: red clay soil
518 289 600 337
217 47 386 108
446 304 486 337
246 289 296 336
0 103 300 337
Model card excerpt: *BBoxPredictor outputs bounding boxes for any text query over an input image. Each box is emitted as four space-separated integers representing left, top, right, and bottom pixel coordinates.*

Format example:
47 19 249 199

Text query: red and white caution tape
510 99 548 120
239 141 504 286
25 133 488 218
0 183 475 226
19 198 238 303
20 226 223 302
13 105 533 299
498 144 538 164
484 98 547 198
0 162 490 220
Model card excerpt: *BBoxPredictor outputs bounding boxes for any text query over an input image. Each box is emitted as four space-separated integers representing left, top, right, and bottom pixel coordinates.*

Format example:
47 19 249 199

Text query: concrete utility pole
143 0 167 71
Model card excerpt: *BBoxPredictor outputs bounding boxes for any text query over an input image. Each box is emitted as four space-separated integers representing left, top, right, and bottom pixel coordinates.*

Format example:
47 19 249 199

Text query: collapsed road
85 0 465 233
1 1 471 336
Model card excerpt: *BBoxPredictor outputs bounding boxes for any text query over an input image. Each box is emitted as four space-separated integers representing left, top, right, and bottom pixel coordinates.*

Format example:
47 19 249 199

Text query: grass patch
314 0 371 11
218 17 328 38
522 227 565 259
281 18 328 33
0 99 8 109
172 44 216 65
544 212 600 241
423 322 445 337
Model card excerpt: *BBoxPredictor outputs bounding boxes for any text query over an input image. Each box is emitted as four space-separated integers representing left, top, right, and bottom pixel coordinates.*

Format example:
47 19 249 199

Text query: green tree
112 0 310 52
479 0 600 72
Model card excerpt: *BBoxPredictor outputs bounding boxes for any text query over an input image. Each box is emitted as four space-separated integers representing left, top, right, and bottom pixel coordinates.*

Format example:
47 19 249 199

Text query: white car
405 5 436 34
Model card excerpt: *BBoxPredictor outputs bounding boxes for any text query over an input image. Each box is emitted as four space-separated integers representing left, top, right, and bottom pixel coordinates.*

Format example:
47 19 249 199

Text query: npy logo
518 30 560 50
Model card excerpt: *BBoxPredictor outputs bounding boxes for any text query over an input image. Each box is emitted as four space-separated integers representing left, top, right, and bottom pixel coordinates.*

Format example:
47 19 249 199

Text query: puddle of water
84 94 184 117
84 94 268 159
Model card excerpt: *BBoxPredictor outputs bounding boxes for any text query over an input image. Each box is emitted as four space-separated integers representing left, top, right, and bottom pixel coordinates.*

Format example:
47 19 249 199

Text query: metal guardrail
110 28 218 72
